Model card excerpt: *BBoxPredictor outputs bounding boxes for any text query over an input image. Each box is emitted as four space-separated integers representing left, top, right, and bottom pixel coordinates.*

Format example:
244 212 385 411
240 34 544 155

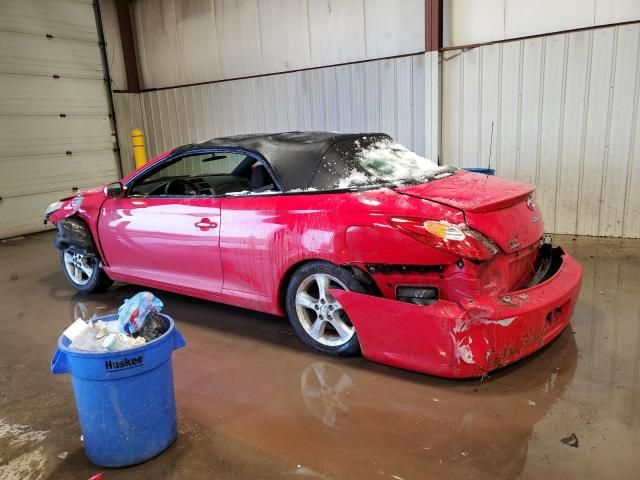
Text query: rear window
309 136 452 190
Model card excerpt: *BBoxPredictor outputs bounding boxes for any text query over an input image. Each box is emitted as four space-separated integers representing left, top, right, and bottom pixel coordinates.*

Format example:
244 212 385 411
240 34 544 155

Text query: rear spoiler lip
394 170 536 213
453 191 533 213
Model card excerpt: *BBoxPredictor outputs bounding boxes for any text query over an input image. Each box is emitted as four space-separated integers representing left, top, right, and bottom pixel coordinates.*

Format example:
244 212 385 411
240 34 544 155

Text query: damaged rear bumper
332 247 583 379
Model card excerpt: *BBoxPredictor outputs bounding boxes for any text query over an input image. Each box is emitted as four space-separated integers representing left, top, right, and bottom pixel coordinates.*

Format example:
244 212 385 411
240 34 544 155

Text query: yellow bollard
132 128 147 169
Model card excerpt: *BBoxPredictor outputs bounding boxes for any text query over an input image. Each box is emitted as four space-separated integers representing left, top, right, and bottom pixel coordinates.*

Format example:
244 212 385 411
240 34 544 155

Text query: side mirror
104 181 124 198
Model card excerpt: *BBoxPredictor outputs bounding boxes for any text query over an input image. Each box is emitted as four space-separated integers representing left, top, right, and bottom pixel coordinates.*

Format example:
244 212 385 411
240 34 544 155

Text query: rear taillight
388 217 499 261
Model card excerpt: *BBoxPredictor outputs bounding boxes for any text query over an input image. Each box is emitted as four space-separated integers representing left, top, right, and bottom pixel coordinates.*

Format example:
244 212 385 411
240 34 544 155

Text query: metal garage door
0 0 119 238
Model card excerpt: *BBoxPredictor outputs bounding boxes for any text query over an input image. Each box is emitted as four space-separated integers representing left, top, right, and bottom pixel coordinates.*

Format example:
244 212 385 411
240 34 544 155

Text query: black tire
60 248 113 293
285 261 365 356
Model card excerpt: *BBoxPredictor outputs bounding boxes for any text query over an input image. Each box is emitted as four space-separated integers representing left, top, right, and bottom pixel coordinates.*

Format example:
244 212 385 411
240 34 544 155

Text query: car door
98 150 250 294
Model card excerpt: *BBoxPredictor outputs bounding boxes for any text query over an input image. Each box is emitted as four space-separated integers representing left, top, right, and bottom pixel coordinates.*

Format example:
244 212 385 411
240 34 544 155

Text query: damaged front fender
53 217 98 255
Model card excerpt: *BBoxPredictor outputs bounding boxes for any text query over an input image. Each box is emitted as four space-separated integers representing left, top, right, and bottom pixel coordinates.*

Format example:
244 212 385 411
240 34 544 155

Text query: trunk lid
395 171 543 252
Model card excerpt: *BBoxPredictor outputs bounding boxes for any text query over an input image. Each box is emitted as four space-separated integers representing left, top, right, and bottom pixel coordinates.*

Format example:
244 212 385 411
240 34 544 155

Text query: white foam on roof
338 139 449 188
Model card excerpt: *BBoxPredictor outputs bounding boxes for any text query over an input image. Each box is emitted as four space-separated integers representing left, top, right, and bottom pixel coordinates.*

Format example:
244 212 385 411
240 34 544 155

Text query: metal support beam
425 0 442 52
93 0 123 177
115 0 140 92
424 0 442 164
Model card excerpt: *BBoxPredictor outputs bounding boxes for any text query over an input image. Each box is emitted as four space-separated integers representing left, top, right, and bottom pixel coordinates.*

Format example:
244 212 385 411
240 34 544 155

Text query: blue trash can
51 314 186 467
464 167 496 175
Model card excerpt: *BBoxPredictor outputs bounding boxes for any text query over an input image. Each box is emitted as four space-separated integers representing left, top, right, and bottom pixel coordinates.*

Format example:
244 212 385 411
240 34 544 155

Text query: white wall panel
132 0 184 89
626 89 640 237
175 0 223 85
506 0 596 40
98 0 126 90
497 42 521 180
555 31 589 235
518 38 544 186
307 0 366 66
0 0 97 41
478 45 500 170
0 191 82 239
441 48 461 166
577 29 614 236
322 68 339 131
395 57 413 147
442 24 640 238
309 69 325 129
536 35 566 233
213 0 263 79
460 47 480 169
258 0 310 71
0 31 104 79
127 0 425 89
379 58 397 139
112 92 145 173
132 55 428 165
443 0 505 48
350 63 365 132
363 0 424 60
363 60 380 132
596 0 640 25
336 66 352 132
0 151 117 198
0 0 119 238
0 75 110 116
602 25 640 237
444 0 640 48
0 116 114 158
411 54 426 157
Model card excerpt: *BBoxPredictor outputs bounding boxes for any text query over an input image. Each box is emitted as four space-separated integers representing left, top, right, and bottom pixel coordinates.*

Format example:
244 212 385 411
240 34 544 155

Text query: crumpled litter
561 433 579 448
117 291 163 335
65 292 168 353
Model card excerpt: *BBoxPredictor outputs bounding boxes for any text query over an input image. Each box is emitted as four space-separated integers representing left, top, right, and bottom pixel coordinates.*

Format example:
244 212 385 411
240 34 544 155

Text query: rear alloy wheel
60 248 113 293
286 262 364 356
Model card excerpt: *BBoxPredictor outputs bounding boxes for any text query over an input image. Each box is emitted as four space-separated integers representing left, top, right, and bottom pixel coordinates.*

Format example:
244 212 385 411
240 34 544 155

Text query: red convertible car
45 132 582 378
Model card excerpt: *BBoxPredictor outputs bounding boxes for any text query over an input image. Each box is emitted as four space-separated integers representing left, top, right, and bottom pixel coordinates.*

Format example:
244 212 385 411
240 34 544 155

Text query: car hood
394 170 543 252
59 186 104 202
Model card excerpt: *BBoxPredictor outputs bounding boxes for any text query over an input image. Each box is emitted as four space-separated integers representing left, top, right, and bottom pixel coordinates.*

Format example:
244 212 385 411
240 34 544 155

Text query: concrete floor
1 233 639 479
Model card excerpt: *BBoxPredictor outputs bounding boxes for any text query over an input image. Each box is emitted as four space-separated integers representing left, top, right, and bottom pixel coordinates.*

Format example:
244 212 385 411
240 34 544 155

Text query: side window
129 152 253 197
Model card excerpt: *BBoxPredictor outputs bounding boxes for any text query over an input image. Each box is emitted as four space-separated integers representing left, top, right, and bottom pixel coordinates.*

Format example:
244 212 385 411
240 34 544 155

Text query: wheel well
277 259 379 312
55 215 101 259
278 259 317 313
344 264 382 296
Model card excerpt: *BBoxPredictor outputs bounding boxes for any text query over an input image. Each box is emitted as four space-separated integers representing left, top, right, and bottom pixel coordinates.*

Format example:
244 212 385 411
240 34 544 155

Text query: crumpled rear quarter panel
332 249 583 378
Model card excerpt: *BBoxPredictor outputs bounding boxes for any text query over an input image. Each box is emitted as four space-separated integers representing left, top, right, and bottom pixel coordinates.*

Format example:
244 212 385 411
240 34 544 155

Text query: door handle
195 218 218 230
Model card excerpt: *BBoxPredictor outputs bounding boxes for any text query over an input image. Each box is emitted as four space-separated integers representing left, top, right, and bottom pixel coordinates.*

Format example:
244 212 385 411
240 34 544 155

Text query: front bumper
332 247 583 378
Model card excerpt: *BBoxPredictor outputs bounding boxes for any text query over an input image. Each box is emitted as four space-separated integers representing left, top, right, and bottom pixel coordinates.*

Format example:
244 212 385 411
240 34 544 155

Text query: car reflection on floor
66 287 579 480
301 362 357 429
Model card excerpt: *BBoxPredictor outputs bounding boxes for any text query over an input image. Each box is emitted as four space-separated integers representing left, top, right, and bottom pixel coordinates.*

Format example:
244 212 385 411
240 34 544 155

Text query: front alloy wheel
63 249 96 286
286 262 364 356
60 247 113 293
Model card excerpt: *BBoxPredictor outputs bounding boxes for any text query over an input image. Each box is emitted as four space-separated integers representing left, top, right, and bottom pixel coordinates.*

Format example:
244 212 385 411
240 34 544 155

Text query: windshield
309 136 452 190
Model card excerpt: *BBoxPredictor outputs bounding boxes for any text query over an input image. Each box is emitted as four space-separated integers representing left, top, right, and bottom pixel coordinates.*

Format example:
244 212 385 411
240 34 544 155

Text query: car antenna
487 121 494 170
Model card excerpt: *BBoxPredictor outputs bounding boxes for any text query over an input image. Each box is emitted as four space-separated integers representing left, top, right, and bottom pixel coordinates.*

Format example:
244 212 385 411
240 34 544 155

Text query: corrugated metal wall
112 92 144 173
442 23 640 238
113 53 435 167
0 0 119 238
443 0 640 48
125 0 425 89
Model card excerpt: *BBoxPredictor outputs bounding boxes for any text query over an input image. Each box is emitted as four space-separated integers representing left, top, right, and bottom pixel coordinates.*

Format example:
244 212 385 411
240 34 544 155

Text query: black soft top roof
176 131 391 191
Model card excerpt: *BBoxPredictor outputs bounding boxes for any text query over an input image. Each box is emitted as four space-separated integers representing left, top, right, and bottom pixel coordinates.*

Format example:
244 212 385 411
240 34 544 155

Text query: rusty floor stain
1 232 639 479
